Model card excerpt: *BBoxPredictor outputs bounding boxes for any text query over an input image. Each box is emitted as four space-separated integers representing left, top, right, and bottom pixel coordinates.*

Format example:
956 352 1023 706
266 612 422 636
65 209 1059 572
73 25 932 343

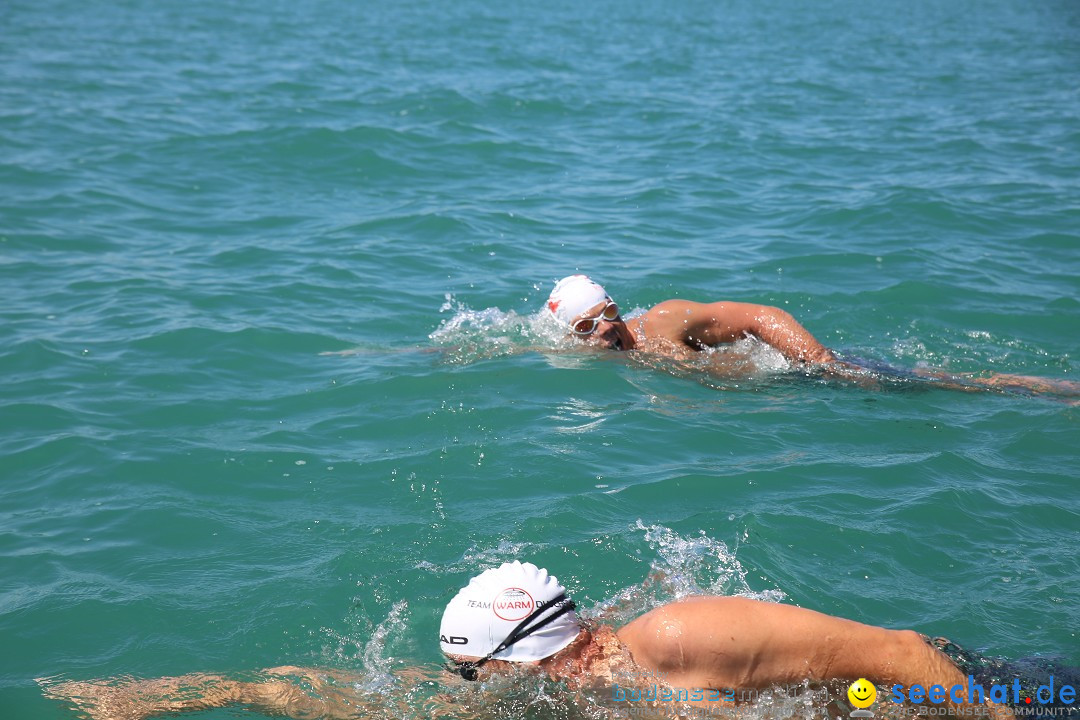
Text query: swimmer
41 562 1016 720
546 274 1079 398
546 274 837 363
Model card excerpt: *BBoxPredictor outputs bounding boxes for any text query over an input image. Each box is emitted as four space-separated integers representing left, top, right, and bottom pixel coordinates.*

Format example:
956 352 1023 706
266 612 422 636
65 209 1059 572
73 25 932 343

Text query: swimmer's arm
40 672 258 720
39 667 396 720
914 368 1080 400
619 596 906 689
643 301 836 364
793 622 1015 719
728 303 836 364
618 597 1012 718
833 632 1015 719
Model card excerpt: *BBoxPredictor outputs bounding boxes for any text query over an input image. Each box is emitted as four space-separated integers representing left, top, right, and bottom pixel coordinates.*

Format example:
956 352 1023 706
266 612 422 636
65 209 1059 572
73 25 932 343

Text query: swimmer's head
546 275 637 351
440 561 580 679
547 275 610 327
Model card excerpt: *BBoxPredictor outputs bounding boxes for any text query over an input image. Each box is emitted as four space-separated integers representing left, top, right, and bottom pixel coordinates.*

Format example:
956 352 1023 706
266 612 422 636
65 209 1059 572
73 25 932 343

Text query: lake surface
2 0 1078 717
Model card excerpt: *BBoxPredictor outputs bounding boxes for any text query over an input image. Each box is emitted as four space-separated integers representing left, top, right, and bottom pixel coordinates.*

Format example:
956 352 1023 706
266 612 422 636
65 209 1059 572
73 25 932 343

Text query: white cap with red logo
439 561 581 662
546 275 610 327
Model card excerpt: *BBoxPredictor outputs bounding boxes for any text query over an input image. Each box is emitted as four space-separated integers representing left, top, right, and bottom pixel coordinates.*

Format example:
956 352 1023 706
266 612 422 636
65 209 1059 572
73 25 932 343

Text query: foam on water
429 294 576 363
591 523 786 631
317 600 409 694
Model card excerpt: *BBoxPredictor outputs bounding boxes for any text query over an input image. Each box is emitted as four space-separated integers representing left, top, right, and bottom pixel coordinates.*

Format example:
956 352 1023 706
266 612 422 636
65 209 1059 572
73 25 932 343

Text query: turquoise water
3 0 1079 717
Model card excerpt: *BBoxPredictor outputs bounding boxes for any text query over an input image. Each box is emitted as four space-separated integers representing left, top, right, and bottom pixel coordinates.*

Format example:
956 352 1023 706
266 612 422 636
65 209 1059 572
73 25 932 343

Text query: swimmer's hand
39 668 378 720
818 359 884 390
914 367 1080 401
38 672 249 720
969 372 1080 396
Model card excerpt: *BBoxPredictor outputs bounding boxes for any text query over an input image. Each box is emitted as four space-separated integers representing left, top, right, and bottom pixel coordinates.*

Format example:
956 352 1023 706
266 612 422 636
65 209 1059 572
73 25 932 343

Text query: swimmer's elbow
754 308 835 364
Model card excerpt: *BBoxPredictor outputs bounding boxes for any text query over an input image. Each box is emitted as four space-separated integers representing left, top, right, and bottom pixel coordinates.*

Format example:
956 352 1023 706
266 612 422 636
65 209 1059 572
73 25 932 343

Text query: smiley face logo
848 678 877 709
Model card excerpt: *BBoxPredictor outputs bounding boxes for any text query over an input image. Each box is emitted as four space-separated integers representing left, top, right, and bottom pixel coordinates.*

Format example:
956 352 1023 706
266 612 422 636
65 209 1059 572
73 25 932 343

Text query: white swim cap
439 561 581 662
547 275 610 327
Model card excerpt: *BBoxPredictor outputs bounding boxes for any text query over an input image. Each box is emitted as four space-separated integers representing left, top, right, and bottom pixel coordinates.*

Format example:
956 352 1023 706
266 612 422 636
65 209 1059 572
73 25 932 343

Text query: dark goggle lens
445 661 480 681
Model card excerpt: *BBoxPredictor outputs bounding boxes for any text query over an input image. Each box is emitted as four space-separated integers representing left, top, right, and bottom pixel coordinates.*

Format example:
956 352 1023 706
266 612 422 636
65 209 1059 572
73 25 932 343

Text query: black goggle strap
449 593 576 681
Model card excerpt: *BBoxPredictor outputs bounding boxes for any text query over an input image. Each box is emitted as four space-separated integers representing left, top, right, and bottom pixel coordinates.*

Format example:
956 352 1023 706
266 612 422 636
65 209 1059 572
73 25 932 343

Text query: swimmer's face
847 678 877 708
571 301 637 351
444 654 535 681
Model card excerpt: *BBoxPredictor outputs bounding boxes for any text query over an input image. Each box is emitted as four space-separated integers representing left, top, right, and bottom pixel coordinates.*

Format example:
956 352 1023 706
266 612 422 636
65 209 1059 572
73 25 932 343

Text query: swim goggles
444 593 577 681
569 301 620 336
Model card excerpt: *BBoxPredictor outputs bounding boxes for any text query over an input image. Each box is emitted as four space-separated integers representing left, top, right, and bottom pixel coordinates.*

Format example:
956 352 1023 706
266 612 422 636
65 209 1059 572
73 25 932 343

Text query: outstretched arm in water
39 666 388 720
